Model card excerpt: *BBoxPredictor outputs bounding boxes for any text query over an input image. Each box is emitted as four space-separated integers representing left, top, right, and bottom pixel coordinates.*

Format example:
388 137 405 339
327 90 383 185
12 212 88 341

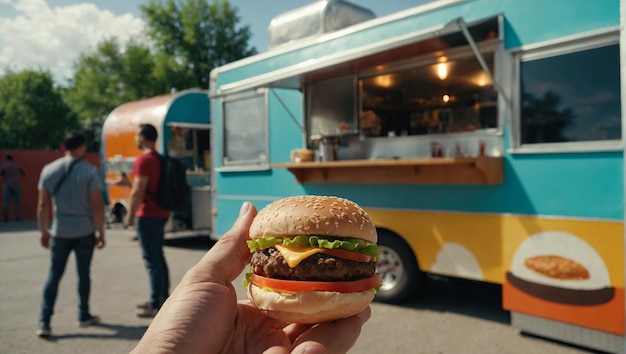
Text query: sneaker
136 301 151 310
136 305 159 318
37 322 51 337
78 315 101 327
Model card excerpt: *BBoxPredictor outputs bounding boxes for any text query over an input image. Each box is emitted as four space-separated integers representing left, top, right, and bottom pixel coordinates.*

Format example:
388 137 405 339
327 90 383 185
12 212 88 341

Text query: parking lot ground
0 220 602 354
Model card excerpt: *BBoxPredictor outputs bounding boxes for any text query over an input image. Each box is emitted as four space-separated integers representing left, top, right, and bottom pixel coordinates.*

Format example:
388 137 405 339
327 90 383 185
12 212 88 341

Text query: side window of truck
513 34 620 152
221 90 269 170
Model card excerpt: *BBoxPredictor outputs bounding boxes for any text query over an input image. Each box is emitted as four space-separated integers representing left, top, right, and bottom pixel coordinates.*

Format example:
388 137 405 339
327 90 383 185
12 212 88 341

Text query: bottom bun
247 283 375 324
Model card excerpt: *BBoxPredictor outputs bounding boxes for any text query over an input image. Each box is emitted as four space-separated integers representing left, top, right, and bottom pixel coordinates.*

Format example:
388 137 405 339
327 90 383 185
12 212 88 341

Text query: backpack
152 152 190 212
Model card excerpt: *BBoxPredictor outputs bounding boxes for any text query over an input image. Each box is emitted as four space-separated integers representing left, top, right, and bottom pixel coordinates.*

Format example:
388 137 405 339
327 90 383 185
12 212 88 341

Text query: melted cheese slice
274 244 323 268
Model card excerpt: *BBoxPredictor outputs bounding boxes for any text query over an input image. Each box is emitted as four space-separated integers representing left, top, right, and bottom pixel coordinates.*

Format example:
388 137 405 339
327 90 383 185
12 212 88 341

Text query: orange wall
0 150 100 221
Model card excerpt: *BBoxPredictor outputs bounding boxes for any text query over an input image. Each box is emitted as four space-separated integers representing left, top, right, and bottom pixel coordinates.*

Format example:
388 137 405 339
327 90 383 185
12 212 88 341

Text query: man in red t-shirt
125 124 171 318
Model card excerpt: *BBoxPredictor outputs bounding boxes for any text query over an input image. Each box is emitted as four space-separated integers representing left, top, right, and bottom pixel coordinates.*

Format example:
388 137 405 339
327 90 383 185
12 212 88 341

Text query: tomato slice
250 273 382 293
321 248 376 263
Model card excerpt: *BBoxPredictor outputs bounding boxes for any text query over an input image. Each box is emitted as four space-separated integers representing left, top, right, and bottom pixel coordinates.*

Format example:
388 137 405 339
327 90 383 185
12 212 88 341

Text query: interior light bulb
437 63 448 80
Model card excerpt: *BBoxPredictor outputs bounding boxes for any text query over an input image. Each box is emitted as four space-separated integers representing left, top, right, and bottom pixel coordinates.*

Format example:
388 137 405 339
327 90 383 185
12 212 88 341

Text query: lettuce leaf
242 271 252 288
246 235 378 257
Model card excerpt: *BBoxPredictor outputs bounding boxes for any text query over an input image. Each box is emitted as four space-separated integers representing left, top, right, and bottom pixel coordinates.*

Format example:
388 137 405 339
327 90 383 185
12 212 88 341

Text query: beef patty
251 247 376 282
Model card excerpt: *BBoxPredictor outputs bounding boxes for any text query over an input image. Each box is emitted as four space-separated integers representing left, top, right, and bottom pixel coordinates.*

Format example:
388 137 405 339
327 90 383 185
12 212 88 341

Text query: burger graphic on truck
507 231 614 306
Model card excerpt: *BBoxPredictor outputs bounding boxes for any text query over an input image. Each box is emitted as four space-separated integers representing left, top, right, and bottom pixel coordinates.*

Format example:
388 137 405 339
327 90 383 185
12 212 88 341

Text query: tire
375 229 423 303
113 204 127 228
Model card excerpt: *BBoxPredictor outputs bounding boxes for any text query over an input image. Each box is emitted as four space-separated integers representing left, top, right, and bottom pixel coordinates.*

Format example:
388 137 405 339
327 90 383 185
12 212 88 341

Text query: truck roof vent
268 0 375 50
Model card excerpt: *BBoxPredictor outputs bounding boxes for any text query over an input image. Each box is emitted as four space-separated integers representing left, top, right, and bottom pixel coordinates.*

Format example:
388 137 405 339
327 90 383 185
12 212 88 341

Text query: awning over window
215 14 502 97
166 122 212 130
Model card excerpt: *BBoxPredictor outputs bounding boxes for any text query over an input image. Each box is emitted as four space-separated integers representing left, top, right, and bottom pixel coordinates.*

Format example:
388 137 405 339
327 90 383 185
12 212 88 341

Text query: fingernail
293 343 325 354
239 201 251 217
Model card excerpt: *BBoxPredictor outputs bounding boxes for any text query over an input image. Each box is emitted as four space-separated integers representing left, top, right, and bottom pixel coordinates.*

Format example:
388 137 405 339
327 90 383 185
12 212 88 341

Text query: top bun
249 195 377 243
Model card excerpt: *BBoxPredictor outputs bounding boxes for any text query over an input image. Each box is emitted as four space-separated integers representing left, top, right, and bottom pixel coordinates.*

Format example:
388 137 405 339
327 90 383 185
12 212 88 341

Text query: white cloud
0 0 145 84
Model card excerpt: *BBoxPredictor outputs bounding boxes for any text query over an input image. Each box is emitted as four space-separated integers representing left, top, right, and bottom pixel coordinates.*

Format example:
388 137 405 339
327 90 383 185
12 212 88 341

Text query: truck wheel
113 204 127 228
375 230 423 303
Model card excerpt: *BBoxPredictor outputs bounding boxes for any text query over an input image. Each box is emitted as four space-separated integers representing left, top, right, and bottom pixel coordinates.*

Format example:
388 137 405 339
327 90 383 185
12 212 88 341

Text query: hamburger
245 195 381 324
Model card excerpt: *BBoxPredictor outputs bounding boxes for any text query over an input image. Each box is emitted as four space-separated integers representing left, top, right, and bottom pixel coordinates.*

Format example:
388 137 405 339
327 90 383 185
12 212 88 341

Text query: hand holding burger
131 200 371 354
246 195 381 323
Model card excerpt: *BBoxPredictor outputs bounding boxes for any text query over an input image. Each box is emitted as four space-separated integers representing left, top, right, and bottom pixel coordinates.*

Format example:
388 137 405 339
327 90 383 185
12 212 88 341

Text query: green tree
63 0 257 150
0 70 77 149
141 0 257 89
64 38 167 151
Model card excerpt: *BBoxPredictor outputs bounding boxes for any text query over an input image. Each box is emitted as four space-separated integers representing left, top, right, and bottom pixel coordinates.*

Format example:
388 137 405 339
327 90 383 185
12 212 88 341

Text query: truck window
306 76 358 138
303 42 500 143
515 35 620 151
221 90 269 170
167 126 211 172
360 51 497 137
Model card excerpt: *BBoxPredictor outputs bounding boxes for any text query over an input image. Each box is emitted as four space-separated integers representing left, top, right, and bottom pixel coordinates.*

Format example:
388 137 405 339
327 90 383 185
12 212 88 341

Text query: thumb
292 307 371 354
190 201 257 284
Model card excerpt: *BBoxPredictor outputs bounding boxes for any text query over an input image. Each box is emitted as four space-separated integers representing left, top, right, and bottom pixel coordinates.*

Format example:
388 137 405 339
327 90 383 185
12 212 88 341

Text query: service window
514 35 620 151
221 90 269 170
167 125 211 172
301 17 502 145
359 50 498 137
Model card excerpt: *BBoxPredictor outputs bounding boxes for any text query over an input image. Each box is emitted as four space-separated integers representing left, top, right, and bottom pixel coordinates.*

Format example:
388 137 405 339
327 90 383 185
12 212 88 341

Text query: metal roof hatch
268 0 376 49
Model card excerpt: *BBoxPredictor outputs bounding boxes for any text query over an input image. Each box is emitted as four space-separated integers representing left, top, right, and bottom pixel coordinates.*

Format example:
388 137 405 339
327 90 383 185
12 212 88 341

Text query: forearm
37 203 49 233
126 175 148 225
128 191 144 218
93 203 105 236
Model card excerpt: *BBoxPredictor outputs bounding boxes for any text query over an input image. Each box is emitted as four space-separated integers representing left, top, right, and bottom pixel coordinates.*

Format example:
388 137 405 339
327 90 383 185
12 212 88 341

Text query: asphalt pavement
0 220 599 354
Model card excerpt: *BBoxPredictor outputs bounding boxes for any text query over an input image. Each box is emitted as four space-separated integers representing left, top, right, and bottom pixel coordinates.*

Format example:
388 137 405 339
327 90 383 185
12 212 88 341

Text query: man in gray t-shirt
35 131 106 337
39 157 101 238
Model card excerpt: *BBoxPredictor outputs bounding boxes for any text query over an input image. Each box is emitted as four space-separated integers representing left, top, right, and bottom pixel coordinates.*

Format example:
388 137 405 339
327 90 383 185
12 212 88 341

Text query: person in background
107 171 132 188
0 154 26 222
102 180 111 229
105 171 133 228
130 201 371 354
36 131 106 337
359 110 381 137
124 123 171 318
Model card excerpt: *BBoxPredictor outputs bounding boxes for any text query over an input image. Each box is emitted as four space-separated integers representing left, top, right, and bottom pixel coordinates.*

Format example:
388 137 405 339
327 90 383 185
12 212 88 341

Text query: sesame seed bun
249 195 377 243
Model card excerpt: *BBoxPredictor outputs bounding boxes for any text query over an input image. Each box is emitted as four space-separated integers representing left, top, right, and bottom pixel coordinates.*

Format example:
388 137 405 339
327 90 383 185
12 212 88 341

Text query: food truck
101 89 212 234
208 0 625 352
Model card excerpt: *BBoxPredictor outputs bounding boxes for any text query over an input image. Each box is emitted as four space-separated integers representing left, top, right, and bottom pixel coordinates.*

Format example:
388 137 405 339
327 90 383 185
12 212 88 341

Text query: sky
0 0 431 85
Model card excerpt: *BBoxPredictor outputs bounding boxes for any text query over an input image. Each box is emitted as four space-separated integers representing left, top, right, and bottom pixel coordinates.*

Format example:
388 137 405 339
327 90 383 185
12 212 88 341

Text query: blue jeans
2 185 20 220
40 233 96 324
136 217 170 309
